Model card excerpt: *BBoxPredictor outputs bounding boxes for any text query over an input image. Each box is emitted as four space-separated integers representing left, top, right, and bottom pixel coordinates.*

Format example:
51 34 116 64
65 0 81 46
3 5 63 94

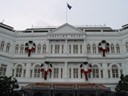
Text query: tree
0 76 19 96
114 74 128 96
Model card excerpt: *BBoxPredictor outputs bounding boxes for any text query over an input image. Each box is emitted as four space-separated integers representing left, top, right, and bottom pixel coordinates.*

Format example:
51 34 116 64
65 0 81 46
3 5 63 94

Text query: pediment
52 23 83 34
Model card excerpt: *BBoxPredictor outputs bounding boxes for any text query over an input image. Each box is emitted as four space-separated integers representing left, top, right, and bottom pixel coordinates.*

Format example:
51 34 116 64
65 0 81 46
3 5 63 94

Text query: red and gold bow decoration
80 62 92 81
40 61 52 80
25 41 36 57
98 40 109 57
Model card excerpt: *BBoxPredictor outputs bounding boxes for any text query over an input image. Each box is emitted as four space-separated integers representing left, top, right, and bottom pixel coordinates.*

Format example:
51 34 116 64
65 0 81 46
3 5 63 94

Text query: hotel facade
0 23 128 96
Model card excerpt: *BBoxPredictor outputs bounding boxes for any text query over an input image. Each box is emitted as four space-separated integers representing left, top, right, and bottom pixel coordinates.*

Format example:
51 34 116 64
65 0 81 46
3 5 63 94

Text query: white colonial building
0 23 128 93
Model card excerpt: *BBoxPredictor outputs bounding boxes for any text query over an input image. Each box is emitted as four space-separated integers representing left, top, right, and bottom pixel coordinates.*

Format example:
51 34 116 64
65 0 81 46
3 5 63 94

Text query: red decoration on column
40 62 52 80
98 40 109 57
25 41 36 57
80 62 92 81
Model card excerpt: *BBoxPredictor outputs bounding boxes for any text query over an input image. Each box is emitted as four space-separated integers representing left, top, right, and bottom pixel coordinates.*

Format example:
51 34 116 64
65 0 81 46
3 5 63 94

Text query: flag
67 3 72 10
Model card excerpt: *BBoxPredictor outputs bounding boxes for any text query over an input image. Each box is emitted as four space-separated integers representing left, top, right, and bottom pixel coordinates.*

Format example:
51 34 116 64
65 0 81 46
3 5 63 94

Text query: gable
52 23 83 34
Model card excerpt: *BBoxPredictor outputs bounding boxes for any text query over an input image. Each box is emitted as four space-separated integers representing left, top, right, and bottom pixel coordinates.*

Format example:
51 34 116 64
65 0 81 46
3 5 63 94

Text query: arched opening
112 65 119 78
16 64 22 77
92 65 99 78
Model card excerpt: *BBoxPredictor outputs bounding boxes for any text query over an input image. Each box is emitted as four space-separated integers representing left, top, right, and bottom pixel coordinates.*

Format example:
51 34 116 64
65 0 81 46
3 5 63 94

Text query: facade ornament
40 61 52 80
80 62 92 81
25 41 36 57
98 40 109 57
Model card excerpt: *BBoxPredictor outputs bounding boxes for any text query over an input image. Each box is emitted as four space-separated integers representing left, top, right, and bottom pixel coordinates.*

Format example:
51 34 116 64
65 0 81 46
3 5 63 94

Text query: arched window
20 44 24 54
92 44 96 54
34 65 40 78
126 42 128 52
6 43 10 52
0 64 7 76
43 44 46 54
112 65 119 78
16 65 22 77
15 44 19 53
116 44 120 54
1 41 4 51
92 65 99 78
87 44 91 53
37 44 41 54
111 44 115 53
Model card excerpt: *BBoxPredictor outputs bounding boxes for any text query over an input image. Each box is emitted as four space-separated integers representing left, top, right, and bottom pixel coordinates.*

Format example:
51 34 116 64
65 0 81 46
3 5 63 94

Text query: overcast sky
0 0 128 30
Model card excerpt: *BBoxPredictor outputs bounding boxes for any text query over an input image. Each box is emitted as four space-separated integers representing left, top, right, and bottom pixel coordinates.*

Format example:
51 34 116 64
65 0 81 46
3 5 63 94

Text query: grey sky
0 0 128 30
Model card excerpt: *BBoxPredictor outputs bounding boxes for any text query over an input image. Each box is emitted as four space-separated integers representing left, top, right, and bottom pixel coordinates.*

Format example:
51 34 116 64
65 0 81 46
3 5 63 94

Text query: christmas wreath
98 40 109 57
25 41 36 57
80 62 92 81
40 61 52 80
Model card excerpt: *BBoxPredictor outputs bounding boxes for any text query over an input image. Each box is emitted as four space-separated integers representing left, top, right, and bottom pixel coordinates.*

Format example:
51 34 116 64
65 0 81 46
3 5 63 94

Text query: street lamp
95 85 98 96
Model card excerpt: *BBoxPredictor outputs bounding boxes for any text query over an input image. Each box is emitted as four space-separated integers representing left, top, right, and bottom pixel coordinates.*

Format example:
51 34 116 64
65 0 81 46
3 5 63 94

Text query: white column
21 67 24 78
59 68 61 78
78 44 80 54
64 40 67 54
123 62 128 75
18 44 20 54
90 44 93 54
40 45 43 54
71 67 73 79
122 42 126 54
96 43 99 54
103 63 108 78
60 44 62 54
25 63 31 78
53 44 55 54
110 69 112 78
83 39 86 54
115 44 117 54
3 43 6 52
71 44 73 54
32 70 34 78
99 69 101 78
10 43 14 54
35 45 38 54
118 68 121 78
6 64 12 77
64 62 68 79
14 67 16 77
125 63 128 75
78 67 81 79
46 40 50 55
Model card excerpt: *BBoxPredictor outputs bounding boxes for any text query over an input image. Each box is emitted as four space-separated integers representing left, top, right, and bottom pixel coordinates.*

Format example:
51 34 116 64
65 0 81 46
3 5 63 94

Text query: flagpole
66 3 68 23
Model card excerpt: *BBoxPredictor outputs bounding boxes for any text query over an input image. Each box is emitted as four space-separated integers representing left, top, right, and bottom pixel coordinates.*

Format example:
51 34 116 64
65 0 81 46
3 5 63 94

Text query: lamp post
95 85 98 96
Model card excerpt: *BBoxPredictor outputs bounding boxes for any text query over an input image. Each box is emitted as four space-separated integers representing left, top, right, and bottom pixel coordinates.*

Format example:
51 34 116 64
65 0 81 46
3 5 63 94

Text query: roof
0 23 14 31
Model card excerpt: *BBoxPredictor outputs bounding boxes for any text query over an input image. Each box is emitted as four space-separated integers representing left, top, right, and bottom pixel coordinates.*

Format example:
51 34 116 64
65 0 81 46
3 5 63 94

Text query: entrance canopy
24 83 108 90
